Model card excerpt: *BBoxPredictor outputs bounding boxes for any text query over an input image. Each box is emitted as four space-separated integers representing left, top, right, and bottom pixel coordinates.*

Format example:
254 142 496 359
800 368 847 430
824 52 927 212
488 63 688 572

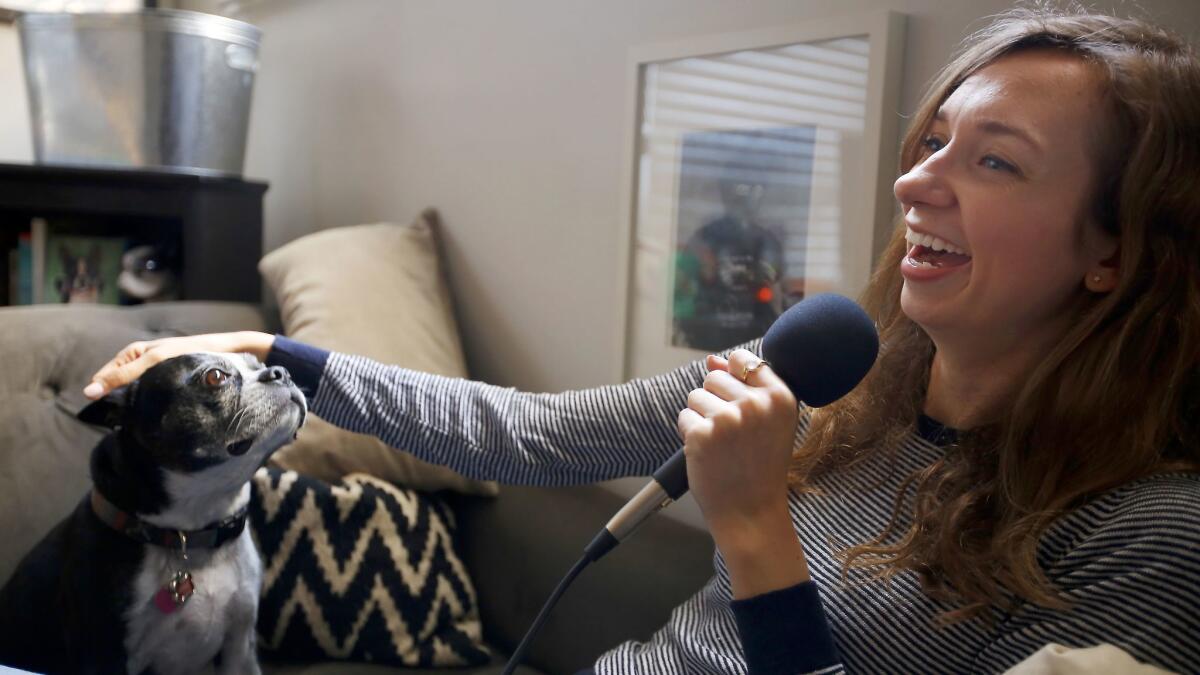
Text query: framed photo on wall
616 11 906 380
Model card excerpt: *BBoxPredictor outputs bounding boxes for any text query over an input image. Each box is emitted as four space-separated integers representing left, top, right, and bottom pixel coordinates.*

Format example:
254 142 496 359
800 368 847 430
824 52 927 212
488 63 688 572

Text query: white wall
0 23 32 162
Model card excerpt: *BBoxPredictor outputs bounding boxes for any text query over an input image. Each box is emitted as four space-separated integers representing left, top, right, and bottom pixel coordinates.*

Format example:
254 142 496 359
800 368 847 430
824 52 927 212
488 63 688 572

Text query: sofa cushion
250 468 490 668
0 302 270 585
258 210 497 497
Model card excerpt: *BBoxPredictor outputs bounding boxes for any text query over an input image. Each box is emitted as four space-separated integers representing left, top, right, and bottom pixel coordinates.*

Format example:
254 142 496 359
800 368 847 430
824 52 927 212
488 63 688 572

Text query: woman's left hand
677 348 810 598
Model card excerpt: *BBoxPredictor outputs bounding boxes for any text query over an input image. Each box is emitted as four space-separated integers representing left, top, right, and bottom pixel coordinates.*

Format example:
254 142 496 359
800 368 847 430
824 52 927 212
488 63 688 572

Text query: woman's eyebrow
976 119 1044 153
933 109 1044 154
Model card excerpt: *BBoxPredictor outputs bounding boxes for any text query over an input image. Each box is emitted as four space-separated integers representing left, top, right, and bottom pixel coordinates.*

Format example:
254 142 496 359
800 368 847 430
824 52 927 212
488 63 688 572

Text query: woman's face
893 50 1117 360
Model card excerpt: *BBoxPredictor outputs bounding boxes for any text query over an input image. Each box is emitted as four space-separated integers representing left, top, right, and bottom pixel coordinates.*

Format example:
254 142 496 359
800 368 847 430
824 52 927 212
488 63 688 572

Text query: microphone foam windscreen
761 294 879 407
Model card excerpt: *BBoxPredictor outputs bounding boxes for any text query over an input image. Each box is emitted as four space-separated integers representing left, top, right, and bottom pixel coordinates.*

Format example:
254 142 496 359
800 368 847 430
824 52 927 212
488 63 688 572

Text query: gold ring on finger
740 358 769 382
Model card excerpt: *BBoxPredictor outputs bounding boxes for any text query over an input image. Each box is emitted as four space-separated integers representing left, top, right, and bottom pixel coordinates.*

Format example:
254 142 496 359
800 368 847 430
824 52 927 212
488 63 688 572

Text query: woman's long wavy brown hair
790 5 1200 622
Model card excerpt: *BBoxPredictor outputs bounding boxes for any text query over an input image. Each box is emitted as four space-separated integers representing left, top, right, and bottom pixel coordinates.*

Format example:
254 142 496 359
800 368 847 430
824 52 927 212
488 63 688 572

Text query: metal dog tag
153 570 194 614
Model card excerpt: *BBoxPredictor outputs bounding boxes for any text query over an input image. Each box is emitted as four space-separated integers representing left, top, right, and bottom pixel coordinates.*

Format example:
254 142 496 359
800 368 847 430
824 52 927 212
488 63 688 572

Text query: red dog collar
89 489 248 551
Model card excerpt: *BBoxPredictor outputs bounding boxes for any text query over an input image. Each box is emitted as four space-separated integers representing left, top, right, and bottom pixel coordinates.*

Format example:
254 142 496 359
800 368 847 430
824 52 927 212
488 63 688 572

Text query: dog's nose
259 366 290 384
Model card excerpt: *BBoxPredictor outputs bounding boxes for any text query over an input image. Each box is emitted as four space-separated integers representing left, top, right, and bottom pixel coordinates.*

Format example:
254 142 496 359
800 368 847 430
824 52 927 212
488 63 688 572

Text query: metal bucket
17 9 261 176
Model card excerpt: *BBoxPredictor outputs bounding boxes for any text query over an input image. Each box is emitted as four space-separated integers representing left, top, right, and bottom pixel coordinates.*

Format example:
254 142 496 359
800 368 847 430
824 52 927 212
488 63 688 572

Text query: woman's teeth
904 227 968 255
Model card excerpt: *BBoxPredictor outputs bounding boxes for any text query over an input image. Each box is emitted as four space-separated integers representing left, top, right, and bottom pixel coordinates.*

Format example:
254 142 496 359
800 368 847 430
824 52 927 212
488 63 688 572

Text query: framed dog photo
43 233 126 305
615 11 906 380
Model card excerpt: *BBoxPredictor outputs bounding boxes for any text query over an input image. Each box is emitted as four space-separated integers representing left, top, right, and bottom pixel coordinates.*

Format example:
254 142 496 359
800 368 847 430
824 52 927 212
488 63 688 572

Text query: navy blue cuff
731 581 840 674
266 335 330 404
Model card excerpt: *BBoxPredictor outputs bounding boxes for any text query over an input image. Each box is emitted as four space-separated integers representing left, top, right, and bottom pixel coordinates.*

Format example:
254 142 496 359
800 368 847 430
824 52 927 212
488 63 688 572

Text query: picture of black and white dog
0 352 306 675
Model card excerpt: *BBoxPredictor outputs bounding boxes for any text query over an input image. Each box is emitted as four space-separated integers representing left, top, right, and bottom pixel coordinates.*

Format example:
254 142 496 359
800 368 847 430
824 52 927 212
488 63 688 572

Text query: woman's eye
920 135 945 154
981 155 1017 173
204 369 229 387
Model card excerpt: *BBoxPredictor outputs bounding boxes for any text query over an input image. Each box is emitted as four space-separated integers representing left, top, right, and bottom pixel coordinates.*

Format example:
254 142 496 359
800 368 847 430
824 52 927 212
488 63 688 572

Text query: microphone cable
500 449 688 672
500 529 619 675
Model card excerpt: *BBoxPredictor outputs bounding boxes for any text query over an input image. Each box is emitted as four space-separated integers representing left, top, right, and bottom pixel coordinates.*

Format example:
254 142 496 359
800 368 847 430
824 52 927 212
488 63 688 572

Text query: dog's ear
78 383 137 429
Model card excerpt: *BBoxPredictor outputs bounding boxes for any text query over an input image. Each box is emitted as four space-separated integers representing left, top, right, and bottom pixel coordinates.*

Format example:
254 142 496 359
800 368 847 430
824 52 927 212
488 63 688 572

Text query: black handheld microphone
587 293 880 561
500 293 879 675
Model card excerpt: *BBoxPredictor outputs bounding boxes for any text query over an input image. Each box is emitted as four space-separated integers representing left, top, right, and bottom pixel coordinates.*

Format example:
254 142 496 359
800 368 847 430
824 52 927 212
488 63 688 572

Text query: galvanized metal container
17 9 261 176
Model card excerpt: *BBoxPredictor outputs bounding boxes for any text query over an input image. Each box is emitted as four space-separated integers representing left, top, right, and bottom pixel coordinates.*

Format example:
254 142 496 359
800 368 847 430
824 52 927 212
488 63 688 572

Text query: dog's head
78 352 306 476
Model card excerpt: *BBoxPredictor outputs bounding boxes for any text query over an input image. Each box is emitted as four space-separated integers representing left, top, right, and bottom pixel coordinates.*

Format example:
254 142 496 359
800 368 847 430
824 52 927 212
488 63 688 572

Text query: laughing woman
86 7 1200 673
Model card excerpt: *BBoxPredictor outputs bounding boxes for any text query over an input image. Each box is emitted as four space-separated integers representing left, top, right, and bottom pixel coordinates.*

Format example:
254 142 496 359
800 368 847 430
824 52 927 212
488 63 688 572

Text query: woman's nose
894 158 955 210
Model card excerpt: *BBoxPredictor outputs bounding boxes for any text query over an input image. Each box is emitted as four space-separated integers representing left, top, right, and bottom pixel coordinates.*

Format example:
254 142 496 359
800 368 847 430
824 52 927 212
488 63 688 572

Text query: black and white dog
0 352 306 674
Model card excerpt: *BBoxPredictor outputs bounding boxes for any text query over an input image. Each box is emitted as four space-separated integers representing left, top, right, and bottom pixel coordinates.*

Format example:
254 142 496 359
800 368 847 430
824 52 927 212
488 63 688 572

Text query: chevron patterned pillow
248 468 491 667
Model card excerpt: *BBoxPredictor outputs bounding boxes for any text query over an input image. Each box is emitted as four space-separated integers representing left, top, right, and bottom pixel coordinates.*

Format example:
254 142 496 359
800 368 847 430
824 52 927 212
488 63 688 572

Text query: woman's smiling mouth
902 226 973 273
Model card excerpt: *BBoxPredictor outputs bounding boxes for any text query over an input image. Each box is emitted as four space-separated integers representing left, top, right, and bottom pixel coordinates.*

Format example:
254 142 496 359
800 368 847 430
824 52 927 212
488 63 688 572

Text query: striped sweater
268 336 1200 674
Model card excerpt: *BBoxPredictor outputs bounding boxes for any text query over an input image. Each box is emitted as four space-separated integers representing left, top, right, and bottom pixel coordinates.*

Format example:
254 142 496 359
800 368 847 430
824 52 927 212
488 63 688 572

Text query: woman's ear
1084 244 1120 293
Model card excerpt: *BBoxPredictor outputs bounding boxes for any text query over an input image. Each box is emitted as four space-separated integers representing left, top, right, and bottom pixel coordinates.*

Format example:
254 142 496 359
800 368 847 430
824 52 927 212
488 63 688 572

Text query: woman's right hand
677 349 808 599
83 331 275 399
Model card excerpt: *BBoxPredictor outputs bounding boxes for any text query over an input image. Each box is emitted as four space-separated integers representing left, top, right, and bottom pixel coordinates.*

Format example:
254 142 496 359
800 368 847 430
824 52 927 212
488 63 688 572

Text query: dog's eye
203 368 229 387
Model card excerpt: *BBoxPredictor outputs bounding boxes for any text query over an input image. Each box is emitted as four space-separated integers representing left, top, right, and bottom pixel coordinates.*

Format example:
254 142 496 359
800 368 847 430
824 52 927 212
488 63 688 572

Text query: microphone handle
652 446 690 499
591 448 688 559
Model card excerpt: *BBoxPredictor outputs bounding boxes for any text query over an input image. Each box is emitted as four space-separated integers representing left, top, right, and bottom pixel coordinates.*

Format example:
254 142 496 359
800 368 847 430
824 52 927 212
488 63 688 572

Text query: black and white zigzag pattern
248 468 490 667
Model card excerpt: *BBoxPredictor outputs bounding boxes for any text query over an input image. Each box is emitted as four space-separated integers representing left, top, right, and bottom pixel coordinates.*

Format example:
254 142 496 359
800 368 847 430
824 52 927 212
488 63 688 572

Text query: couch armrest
449 484 714 674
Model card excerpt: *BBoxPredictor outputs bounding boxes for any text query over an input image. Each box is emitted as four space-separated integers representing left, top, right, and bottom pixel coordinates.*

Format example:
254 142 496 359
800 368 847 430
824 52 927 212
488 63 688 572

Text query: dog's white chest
124 530 261 675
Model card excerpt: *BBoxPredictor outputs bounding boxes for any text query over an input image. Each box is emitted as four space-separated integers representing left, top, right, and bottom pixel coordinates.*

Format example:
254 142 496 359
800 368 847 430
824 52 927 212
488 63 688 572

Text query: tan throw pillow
258 209 498 496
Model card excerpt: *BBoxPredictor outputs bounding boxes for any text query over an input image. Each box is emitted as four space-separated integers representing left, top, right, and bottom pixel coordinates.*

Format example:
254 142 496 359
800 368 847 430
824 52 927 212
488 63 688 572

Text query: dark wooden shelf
0 162 267 305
